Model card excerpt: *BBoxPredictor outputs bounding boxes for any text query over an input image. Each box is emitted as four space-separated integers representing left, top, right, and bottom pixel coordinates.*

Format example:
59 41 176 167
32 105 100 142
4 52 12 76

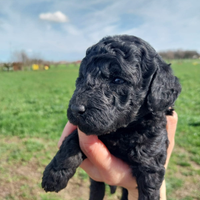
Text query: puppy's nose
71 104 86 115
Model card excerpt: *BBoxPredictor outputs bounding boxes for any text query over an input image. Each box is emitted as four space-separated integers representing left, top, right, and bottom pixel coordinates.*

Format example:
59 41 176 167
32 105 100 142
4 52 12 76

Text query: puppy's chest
98 118 167 165
99 130 140 164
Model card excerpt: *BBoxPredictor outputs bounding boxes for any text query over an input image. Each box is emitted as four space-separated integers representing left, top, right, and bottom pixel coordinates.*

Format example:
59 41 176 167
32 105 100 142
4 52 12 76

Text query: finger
58 121 77 148
80 158 136 189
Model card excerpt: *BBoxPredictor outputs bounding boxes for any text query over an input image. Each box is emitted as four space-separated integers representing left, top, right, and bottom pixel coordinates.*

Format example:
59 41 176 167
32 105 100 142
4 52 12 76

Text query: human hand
58 111 178 200
58 122 138 199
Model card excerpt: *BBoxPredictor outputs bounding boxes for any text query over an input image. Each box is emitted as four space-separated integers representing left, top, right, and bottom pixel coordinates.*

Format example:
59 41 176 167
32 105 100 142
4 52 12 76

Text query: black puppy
42 35 181 200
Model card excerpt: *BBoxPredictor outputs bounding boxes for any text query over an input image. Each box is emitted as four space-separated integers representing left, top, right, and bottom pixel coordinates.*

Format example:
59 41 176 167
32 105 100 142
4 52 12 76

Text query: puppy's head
67 35 181 135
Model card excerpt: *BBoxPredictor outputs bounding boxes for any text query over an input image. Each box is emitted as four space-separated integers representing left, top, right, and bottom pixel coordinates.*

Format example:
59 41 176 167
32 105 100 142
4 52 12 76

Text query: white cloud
39 11 68 23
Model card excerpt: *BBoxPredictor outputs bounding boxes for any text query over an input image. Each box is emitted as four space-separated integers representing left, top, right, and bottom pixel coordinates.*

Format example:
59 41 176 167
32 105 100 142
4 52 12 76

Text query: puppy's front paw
41 164 69 192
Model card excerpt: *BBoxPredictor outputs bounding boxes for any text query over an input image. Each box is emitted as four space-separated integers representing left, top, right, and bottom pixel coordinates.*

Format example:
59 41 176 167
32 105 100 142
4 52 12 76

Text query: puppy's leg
109 185 117 194
89 178 105 200
89 179 118 200
136 168 165 200
121 188 128 200
42 130 85 192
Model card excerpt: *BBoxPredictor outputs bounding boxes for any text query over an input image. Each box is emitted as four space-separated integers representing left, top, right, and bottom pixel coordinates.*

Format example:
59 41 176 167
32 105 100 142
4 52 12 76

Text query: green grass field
0 60 200 200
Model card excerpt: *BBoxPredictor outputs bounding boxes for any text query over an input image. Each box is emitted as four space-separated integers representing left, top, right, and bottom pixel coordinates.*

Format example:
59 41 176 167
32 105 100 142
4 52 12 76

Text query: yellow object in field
44 65 49 70
193 62 198 65
32 64 39 70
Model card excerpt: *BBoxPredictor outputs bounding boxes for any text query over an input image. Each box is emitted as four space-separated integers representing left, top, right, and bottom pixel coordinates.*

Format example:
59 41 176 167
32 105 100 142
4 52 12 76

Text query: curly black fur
42 35 181 200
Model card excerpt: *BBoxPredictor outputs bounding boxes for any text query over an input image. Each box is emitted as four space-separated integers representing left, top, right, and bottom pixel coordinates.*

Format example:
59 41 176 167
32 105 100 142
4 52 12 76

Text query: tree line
1 49 199 71
158 50 199 60
0 50 80 71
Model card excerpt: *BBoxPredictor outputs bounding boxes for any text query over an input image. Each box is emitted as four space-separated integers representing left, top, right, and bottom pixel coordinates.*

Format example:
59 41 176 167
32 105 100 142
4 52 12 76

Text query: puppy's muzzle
71 104 86 116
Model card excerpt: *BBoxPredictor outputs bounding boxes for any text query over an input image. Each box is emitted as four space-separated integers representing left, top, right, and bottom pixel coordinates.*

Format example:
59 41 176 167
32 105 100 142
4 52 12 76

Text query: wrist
160 179 167 200
121 175 138 200
127 188 138 200
126 179 166 200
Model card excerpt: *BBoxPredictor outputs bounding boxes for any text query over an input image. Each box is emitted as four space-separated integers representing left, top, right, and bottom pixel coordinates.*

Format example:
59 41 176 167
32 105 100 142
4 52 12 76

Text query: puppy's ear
147 56 181 112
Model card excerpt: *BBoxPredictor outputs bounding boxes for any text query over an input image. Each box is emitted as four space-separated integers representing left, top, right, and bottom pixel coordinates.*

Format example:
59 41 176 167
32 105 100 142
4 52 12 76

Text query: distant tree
11 51 29 66
10 50 45 70
3 63 12 71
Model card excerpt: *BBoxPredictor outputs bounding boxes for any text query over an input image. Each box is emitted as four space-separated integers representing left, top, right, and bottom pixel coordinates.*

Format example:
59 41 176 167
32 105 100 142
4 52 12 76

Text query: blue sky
0 0 200 62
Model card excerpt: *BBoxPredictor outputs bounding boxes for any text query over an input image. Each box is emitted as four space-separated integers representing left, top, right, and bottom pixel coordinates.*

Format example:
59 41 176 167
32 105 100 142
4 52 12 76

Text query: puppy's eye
113 78 125 84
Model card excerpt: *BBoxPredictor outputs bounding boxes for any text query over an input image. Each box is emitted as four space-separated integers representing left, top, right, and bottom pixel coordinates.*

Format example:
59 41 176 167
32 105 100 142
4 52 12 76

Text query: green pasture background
0 60 200 200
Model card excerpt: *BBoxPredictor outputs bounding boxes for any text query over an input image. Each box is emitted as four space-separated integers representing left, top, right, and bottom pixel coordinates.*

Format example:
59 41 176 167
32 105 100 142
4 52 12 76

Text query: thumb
77 128 111 169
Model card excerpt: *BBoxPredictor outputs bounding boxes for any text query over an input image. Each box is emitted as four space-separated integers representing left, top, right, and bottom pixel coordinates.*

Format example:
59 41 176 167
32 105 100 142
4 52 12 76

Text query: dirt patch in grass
0 155 121 200
172 168 200 199
166 146 200 200
0 160 88 200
